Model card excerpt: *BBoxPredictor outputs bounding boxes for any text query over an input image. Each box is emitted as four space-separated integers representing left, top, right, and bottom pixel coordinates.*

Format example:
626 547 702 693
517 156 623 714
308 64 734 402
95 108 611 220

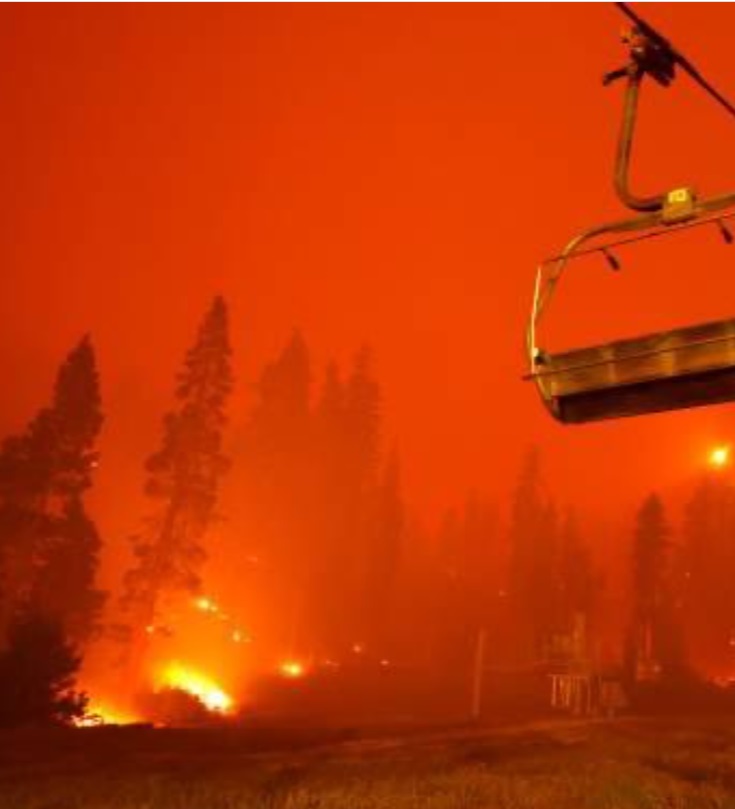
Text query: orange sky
2 4 735 583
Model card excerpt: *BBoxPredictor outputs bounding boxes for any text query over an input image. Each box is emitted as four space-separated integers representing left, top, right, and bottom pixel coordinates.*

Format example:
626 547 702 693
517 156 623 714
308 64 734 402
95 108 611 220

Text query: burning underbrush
77 666 238 728
73 592 249 727
75 644 433 729
73 592 444 729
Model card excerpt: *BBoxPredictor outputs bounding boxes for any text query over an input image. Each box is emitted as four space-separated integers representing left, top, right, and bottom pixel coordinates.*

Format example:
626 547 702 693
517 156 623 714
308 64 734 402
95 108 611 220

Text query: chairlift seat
533 317 735 423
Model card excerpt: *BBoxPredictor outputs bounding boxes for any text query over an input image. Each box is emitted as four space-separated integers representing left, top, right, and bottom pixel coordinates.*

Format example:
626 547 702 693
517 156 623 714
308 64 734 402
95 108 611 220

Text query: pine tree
240 331 313 651
392 516 439 668
627 494 685 682
0 336 103 641
507 448 558 664
361 448 404 650
0 612 87 727
304 361 348 653
434 495 498 673
461 494 499 628
344 347 381 494
29 496 106 647
552 508 600 664
0 335 101 507
558 509 597 630
123 296 233 630
271 346 384 657
680 476 735 677
340 347 382 652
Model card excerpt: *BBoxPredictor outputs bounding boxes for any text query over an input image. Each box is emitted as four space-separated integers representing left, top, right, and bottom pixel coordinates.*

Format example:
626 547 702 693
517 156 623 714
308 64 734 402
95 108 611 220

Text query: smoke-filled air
5 5 735 809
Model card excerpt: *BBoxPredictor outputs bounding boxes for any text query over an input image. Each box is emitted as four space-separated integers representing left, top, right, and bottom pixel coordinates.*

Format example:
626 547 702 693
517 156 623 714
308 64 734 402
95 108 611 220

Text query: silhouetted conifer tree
435 494 498 672
344 347 381 494
302 361 347 651
340 347 382 650
241 331 312 651
29 496 106 646
392 516 439 667
123 297 232 630
507 448 558 664
362 448 404 649
0 337 103 642
0 612 86 727
558 509 598 631
680 476 735 677
242 341 389 658
626 494 685 682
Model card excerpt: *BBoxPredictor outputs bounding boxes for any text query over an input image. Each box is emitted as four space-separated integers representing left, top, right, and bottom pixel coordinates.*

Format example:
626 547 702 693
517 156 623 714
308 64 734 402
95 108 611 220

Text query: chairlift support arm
526 3 735 423
529 3 735 376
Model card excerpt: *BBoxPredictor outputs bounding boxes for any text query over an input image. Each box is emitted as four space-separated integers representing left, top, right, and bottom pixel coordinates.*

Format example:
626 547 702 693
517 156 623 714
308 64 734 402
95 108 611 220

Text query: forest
0 294 732 729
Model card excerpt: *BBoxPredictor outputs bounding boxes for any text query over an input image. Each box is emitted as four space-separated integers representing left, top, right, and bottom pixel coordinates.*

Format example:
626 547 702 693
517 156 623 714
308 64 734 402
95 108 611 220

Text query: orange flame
74 700 139 727
279 659 306 678
193 595 218 614
156 661 234 713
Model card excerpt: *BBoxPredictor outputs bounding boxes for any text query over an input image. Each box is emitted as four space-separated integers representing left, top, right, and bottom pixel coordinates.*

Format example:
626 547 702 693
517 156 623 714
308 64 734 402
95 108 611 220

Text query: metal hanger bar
540 207 735 267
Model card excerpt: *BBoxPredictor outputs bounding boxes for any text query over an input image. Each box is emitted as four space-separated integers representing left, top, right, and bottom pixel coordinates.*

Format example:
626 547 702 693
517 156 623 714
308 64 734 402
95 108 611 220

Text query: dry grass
2 718 735 808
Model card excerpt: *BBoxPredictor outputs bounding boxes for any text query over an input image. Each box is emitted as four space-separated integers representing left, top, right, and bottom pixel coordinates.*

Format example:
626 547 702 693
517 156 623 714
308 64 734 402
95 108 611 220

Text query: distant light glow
194 596 218 614
352 642 365 654
279 660 305 678
709 446 731 469
157 662 234 713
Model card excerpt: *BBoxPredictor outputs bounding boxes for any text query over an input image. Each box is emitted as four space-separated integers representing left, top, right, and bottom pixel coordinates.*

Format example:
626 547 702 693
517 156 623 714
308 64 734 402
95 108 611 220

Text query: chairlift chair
528 3 735 423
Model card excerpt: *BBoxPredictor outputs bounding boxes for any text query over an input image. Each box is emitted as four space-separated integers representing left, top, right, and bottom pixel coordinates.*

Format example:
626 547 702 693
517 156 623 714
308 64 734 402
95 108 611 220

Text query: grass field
2 717 735 808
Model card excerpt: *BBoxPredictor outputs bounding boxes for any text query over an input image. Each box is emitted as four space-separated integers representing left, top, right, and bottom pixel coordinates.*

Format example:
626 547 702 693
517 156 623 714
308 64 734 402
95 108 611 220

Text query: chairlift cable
616 2 735 120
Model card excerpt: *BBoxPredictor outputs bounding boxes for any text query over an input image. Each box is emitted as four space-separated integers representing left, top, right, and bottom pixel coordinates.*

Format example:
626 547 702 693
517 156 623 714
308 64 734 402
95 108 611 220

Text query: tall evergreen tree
392 516 441 667
461 495 499 627
123 297 233 631
507 448 558 664
361 448 404 650
0 336 103 642
241 342 386 658
626 494 685 682
0 612 87 727
434 494 498 672
680 476 735 677
344 347 381 495
550 508 600 664
279 347 384 657
340 347 382 650
29 496 106 647
240 331 313 652
557 509 598 631
304 361 348 653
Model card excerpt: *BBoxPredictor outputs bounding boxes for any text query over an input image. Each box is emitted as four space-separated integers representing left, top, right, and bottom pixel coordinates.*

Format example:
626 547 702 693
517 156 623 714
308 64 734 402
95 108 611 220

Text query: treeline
0 295 405 724
625 480 735 687
0 335 102 725
397 449 602 682
0 293 733 725
0 297 235 725
234 333 402 660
